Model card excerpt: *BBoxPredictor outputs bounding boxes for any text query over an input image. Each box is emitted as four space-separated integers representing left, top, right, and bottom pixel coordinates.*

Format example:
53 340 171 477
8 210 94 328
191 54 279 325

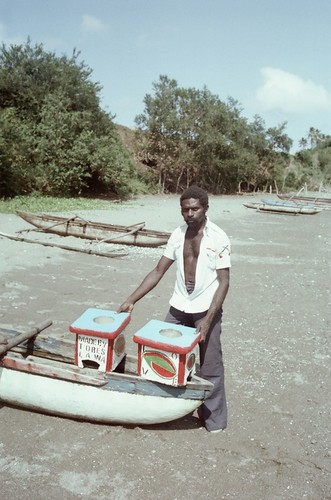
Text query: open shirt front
163 218 231 313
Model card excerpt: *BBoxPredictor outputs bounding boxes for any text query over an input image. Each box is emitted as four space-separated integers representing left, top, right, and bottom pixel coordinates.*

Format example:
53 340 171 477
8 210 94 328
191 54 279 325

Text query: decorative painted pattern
114 335 125 357
143 351 177 379
187 353 196 371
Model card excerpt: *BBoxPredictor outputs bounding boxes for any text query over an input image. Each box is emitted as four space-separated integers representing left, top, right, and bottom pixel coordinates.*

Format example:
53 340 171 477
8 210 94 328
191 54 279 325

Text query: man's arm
197 267 230 341
118 256 174 312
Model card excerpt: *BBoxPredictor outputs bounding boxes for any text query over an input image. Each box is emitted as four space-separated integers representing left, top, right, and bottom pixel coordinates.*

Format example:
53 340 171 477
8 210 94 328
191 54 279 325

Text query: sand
0 194 330 499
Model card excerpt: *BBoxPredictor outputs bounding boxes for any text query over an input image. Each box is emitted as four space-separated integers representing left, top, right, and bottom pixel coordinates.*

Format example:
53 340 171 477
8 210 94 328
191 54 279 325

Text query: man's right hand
118 302 134 313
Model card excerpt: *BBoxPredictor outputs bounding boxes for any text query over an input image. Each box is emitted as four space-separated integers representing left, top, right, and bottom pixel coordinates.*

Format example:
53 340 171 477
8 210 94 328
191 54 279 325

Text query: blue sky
1 0 330 151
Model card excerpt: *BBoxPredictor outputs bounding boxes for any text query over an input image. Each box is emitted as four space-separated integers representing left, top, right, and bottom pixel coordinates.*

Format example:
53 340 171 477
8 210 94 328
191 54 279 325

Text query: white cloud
81 15 108 34
256 67 331 113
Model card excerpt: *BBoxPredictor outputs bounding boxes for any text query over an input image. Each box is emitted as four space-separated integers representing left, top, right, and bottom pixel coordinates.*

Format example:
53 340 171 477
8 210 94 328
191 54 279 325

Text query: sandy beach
0 193 330 499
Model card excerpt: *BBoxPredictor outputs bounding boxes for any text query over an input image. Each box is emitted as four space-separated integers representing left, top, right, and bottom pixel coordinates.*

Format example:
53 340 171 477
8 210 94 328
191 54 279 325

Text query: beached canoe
0 325 213 425
16 211 171 248
260 198 318 209
277 194 331 208
243 201 321 215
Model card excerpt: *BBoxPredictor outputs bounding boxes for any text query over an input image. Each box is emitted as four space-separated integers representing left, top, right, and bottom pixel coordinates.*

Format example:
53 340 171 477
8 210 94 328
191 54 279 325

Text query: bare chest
183 233 203 260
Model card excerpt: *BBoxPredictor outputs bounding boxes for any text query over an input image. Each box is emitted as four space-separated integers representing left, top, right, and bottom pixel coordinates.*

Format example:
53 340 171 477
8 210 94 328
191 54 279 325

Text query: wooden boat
277 193 331 208
243 201 321 215
16 211 171 248
0 323 213 425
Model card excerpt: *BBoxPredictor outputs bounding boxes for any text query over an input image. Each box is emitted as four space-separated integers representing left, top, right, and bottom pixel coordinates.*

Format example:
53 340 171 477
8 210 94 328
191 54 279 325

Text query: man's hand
118 302 134 314
196 317 212 342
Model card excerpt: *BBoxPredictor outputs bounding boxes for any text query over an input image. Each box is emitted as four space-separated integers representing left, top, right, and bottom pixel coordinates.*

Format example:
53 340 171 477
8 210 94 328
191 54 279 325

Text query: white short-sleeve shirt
163 218 231 313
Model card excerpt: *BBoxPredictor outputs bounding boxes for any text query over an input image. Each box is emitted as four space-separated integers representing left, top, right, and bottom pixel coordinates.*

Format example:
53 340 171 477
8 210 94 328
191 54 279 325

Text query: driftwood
0 232 128 258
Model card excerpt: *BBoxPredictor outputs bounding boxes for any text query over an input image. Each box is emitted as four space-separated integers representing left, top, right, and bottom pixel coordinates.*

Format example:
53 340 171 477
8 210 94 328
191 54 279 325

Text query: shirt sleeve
215 236 231 269
162 228 179 261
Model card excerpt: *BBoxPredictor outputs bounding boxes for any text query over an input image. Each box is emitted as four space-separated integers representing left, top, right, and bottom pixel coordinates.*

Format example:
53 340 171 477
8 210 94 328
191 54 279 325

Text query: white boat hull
0 366 203 425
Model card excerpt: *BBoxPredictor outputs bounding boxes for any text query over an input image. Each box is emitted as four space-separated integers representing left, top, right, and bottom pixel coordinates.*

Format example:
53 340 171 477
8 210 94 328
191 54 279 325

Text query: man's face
181 198 208 227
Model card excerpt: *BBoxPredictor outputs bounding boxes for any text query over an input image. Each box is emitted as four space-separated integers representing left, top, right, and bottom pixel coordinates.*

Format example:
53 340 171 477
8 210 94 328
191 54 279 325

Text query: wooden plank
0 327 75 363
0 320 52 355
2 352 107 387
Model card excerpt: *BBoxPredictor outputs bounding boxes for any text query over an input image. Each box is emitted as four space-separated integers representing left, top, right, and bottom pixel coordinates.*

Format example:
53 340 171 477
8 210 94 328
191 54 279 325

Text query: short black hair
180 186 209 208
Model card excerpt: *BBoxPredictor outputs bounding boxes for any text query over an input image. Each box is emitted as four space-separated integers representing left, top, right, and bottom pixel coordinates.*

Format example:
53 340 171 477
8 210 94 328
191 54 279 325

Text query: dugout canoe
243 201 321 215
277 194 331 207
16 211 171 247
0 325 212 426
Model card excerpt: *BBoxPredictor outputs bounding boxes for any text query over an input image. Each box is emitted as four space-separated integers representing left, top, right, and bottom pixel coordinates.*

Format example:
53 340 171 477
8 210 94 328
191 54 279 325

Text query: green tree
0 39 136 197
135 76 292 193
0 107 36 195
295 132 331 189
243 116 293 191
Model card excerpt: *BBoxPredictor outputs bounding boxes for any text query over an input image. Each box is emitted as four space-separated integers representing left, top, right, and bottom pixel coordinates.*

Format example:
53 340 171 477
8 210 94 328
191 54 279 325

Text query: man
119 186 231 432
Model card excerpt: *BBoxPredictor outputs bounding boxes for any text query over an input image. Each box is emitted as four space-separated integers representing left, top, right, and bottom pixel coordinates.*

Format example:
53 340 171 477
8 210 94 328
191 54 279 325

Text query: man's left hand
196 318 211 342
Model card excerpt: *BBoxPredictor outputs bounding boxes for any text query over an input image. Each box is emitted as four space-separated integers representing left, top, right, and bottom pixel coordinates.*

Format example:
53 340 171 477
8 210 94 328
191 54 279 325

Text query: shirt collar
182 216 211 233
203 216 212 235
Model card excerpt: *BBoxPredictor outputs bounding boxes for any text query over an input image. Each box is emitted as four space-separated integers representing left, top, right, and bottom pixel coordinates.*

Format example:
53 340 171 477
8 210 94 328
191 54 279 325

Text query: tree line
0 40 330 198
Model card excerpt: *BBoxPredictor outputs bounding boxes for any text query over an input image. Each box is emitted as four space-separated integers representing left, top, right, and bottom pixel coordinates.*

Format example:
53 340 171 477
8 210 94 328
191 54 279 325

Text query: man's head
180 186 209 228
180 186 209 209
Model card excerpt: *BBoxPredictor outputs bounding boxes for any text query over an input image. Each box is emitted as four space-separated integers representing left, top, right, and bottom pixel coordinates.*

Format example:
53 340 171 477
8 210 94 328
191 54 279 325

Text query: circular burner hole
159 328 182 338
93 316 115 324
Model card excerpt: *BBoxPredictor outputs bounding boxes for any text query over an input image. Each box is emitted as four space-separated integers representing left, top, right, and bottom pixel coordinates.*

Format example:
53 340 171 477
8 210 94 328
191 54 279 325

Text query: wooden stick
0 232 127 258
0 320 53 355
95 223 145 244
126 221 145 229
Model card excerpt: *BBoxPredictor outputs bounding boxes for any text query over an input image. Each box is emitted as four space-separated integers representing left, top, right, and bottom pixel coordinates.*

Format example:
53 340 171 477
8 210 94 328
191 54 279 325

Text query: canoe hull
243 202 321 215
277 194 331 207
16 211 171 247
0 326 212 425
0 366 203 425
